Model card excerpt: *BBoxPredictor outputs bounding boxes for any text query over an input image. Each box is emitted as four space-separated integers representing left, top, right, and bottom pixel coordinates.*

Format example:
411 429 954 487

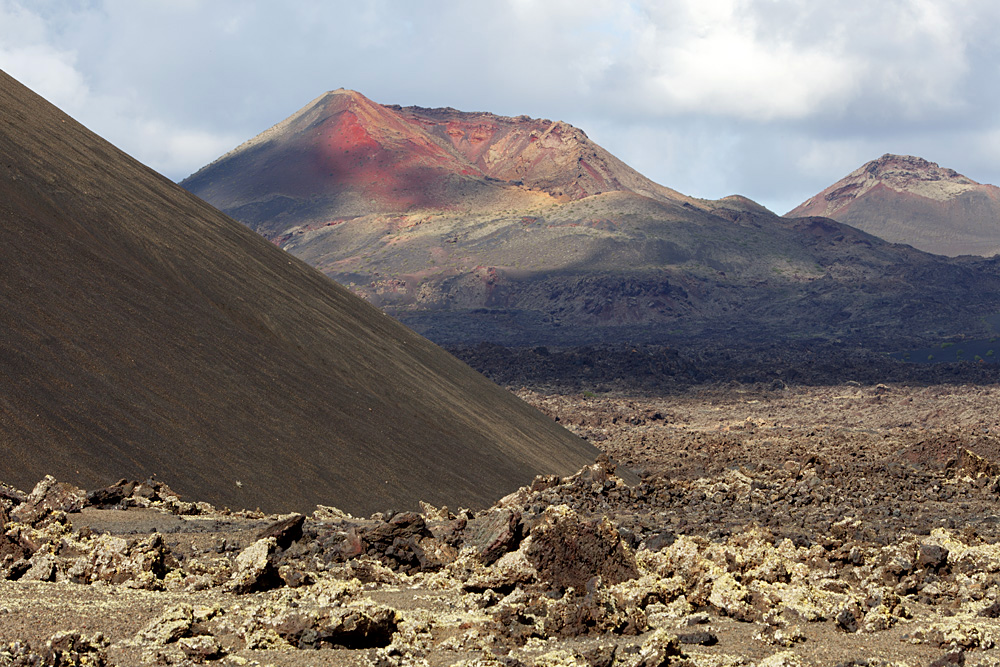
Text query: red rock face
183 89 693 223
394 107 629 200
273 91 477 209
787 154 1000 257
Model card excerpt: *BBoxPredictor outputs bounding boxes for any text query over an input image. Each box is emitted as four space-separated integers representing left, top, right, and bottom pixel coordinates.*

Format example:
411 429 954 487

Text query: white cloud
581 0 991 123
0 0 998 207
616 0 858 120
0 1 89 111
0 0 249 179
0 43 89 110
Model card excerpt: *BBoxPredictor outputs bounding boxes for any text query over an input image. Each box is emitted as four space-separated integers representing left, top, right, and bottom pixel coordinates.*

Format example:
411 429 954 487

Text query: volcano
184 94 1000 350
787 154 1000 257
182 88 698 237
0 70 599 516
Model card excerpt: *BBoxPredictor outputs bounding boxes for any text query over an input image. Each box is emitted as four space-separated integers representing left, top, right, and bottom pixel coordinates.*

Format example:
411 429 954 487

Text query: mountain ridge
182 89 701 221
787 154 1000 257
183 94 1000 350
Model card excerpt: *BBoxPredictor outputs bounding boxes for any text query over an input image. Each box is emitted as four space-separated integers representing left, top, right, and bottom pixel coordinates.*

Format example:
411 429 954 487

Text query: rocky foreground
4 383 1000 666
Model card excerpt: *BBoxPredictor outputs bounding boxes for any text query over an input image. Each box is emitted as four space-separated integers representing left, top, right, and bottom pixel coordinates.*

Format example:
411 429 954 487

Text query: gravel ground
2 382 1000 666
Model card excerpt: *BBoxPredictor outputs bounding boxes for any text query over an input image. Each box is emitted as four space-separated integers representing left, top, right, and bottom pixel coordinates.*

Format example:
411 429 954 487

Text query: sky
2 0 999 215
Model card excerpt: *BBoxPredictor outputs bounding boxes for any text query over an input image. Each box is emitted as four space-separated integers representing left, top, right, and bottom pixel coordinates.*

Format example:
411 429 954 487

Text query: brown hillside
787 154 1000 257
184 96 1000 350
0 70 598 516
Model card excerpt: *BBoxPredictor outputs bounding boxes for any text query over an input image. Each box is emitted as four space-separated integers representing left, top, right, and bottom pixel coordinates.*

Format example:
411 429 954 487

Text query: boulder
45 631 109 666
361 512 454 572
10 476 86 525
228 538 281 594
256 513 305 550
525 505 637 592
85 479 136 507
139 604 194 644
465 508 522 565
178 635 224 661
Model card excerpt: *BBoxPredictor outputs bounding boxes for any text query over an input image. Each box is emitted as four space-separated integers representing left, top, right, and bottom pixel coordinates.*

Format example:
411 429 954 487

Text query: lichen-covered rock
10 476 86 526
227 537 280 594
234 578 398 650
178 634 224 661
757 651 804 667
44 630 109 665
910 620 997 649
457 546 537 594
313 504 357 521
754 625 805 647
612 572 687 614
0 631 112 666
20 551 58 582
753 581 848 623
139 604 194 644
531 648 589 667
860 604 898 633
69 532 169 588
242 626 292 650
616 628 685 667
924 529 1000 575
267 600 399 649
708 572 755 622
541 577 646 637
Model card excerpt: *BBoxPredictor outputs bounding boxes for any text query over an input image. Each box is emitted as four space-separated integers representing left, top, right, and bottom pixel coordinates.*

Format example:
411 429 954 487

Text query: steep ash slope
0 70 597 516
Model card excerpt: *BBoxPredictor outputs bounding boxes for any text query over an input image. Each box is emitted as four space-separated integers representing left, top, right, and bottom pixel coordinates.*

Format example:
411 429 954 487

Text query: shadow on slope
449 342 1000 395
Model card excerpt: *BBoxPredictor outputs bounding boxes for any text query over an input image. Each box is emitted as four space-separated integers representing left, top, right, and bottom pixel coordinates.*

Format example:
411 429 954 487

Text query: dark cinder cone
0 70 598 515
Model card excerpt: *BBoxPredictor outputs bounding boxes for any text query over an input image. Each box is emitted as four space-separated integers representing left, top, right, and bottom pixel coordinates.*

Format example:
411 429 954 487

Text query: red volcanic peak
393 106 639 200
787 154 1000 257
183 89 695 221
282 90 478 209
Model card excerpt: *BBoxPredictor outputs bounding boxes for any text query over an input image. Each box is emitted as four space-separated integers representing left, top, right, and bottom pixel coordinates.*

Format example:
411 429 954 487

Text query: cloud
0 0 248 176
607 1 858 120
581 0 996 125
0 0 998 212
0 1 90 111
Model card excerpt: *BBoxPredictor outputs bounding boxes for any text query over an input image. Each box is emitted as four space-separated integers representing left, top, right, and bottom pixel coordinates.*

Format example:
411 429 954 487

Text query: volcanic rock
139 604 195 645
525 505 638 593
466 508 523 565
228 537 281 594
10 476 86 526
4 384 1000 664
178 634 224 661
256 512 306 549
